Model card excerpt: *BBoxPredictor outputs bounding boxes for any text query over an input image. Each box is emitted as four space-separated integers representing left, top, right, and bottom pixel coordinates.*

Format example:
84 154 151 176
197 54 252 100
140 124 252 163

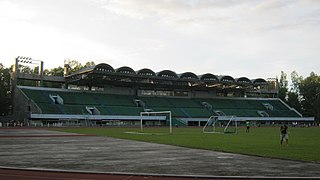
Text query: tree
84 61 95 68
46 67 64 76
0 64 12 115
67 60 82 74
286 91 302 113
290 71 303 94
18 65 33 74
278 71 288 101
42 66 64 88
286 71 303 113
41 60 94 88
299 72 320 121
16 64 38 86
65 60 95 75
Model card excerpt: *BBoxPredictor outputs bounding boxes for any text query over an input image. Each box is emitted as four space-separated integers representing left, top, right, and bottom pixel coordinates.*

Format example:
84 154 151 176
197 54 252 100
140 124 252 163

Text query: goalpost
140 111 172 134
203 115 237 134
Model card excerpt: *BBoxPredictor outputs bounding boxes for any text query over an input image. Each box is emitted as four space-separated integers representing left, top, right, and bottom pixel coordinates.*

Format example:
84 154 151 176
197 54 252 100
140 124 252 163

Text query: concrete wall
13 87 41 123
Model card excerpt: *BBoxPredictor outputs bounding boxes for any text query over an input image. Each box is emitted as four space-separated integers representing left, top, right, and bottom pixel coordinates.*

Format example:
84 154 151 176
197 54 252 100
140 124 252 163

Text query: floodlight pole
12 56 44 124
15 56 44 87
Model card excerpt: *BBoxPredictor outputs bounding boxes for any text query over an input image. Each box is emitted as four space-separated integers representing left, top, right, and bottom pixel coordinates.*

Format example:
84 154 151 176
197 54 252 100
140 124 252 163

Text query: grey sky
0 0 319 79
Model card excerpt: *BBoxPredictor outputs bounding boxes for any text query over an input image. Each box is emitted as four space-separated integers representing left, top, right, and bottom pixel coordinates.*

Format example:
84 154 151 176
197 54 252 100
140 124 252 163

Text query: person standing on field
246 121 250 133
280 125 289 146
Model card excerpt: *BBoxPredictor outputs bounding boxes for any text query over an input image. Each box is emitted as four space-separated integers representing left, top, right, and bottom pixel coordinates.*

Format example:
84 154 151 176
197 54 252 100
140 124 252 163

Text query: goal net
203 115 237 134
140 111 172 134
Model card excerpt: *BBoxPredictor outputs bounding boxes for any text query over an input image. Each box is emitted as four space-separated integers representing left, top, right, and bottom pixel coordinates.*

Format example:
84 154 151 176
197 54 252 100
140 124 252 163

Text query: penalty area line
123 132 168 135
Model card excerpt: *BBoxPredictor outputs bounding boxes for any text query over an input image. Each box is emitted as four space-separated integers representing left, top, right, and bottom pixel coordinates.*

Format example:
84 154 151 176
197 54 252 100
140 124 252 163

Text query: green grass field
55 126 320 163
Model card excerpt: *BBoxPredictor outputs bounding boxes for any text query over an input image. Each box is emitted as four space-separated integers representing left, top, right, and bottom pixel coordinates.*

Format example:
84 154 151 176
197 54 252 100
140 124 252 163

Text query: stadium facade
11 57 314 127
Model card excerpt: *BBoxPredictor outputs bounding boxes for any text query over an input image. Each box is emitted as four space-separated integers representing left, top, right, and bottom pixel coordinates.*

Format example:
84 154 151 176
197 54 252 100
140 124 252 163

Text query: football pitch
56 126 320 163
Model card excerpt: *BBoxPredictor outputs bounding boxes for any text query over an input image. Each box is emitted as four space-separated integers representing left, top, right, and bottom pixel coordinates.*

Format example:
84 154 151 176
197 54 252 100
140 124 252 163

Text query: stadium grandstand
11 57 314 127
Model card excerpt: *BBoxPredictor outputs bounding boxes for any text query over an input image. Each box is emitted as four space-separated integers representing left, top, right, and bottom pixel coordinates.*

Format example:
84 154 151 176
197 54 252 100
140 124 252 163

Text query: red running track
0 168 230 180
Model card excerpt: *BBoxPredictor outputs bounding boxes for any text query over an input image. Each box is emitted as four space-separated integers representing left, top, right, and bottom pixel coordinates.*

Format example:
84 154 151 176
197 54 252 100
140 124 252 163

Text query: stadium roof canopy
76 63 115 74
94 63 115 73
157 70 178 78
236 77 251 84
136 68 156 77
219 75 235 83
65 63 268 90
179 72 199 80
199 73 219 82
116 66 136 75
252 78 267 85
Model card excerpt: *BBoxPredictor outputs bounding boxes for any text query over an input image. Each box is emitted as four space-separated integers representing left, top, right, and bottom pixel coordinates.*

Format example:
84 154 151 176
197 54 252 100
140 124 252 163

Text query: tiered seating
141 97 211 117
192 98 297 118
206 99 235 109
22 89 50 103
21 87 300 118
96 106 112 115
37 103 61 114
246 100 266 110
140 97 174 108
266 110 300 117
62 105 89 114
59 92 98 105
266 100 289 110
167 98 202 108
183 108 212 117
106 106 143 116
96 94 136 106
243 110 262 117
232 100 253 109
152 107 187 117
218 109 260 117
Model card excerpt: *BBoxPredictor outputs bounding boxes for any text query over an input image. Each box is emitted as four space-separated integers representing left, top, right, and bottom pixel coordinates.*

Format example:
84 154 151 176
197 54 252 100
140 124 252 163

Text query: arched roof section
93 63 115 73
116 66 136 75
179 72 199 80
252 78 267 85
236 77 251 84
219 75 235 83
199 73 219 82
136 68 156 77
157 70 178 78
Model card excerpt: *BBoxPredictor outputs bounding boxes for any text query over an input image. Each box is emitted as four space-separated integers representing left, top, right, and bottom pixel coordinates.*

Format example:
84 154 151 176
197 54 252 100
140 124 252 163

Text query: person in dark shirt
280 125 289 146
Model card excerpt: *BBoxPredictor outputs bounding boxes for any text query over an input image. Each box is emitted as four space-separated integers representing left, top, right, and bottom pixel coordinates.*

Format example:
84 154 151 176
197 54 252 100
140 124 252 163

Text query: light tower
12 56 44 87
11 56 44 120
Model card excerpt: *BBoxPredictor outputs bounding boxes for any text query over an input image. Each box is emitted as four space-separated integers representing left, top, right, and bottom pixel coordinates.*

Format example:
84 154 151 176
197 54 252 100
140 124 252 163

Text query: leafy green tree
278 71 288 101
43 69 50 76
65 60 95 74
0 64 12 115
287 91 302 113
286 71 303 112
41 60 94 88
46 67 64 76
290 71 303 94
84 61 95 68
299 72 320 121
41 66 64 88
18 65 33 74
67 60 82 74
16 64 38 86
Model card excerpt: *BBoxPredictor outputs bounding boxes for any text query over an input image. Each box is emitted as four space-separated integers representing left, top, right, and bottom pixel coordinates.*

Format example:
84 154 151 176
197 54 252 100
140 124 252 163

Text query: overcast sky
0 0 319 80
